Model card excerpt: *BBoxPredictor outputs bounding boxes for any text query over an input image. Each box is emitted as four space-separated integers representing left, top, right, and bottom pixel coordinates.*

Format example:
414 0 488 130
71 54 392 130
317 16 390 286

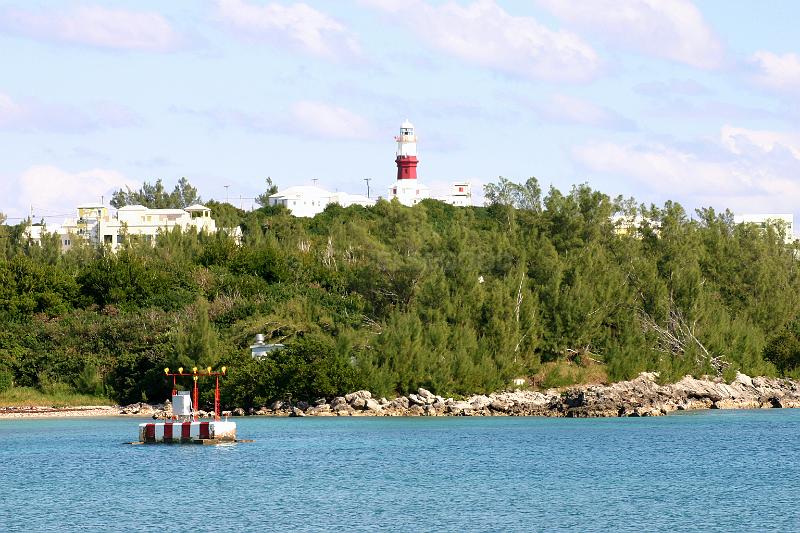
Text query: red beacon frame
163 366 227 421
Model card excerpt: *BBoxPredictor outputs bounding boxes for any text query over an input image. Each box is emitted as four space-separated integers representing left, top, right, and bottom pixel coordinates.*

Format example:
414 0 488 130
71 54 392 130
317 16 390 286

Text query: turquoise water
2 410 799 532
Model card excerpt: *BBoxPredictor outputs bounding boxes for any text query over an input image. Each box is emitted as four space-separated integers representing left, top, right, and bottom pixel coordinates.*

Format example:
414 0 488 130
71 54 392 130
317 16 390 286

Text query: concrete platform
137 421 237 443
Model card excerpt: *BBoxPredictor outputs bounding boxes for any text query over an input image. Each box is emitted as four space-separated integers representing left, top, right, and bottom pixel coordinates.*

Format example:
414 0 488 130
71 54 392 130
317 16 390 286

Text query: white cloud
634 78 711 98
5 166 137 219
0 6 178 51
750 51 800 91
173 100 375 141
537 0 724 69
721 126 800 160
573 128 800 214
531 93 636 130
288 101 374 140
216 0 360 60
0 91 140 133
362 0 601 82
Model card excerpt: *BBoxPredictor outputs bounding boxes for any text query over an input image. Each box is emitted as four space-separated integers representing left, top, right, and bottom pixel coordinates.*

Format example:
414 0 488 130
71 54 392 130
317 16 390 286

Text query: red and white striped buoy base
137 421 237 444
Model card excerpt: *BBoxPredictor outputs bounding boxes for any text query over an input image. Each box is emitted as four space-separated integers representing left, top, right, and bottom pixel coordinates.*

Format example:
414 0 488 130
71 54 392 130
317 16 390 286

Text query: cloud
721 126 800 160
173 100 375 141
537 0 724 69
528 93 636 130
0 5 179 51
361 0 601 82
0 92 140 133
634 79 711 98
215 0 360 60
750 51 800 92
572 129 800 214
3 165 137 219
288 101 374 140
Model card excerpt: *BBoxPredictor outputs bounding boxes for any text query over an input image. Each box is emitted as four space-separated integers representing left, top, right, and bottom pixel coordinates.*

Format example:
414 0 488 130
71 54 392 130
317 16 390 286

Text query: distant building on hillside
269 120 473 217
388 119 472 207
268 185 374 218
250 334 285 359
26 203 218 251
610 214 660 237
734 213 795 243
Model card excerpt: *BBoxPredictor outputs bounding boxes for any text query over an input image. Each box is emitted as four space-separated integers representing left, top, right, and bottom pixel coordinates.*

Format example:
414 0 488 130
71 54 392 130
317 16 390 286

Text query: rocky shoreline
5 372 800 419
160 372 800 419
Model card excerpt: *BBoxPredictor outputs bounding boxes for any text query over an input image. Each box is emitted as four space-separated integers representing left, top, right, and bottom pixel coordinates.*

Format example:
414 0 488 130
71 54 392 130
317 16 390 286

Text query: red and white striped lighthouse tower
395 119 418 180
389 119 430 205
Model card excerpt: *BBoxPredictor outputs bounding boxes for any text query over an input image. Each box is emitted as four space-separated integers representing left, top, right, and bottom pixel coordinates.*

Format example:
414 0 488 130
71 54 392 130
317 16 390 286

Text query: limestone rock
345 390 372 403
407 393 426 406
407 405 425 416
350 397 367 410
470 395 491 410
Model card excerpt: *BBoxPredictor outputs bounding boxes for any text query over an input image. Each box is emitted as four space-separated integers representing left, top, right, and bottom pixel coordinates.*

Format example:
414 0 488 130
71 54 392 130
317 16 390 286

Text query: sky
1 0 800 224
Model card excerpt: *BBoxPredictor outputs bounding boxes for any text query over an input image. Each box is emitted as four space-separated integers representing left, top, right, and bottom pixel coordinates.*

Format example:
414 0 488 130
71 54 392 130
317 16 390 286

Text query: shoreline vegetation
3 178 800 411
4 372 800 420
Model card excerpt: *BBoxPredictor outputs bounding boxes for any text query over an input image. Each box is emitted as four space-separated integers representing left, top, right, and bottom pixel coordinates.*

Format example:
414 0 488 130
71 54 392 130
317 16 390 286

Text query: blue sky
1 0 800 223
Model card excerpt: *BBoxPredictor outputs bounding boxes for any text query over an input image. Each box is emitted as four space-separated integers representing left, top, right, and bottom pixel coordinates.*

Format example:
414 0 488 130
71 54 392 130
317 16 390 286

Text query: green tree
174 298 219 369
255 177 279 207
111 178 201 209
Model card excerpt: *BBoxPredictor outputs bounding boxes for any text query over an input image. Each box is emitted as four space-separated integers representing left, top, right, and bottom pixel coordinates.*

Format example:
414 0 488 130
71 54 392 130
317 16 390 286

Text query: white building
268 120 473 216
31 203 218 251
437 182 472 207
734 213 795 243
268 185 374 218
250 334 286 360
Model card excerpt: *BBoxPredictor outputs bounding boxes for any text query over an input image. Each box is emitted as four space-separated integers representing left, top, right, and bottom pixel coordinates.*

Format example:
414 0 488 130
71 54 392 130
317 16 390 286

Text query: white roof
270 185 334 199
333 192 371 202
185 204 210 211
77 203 105 209
117 205 186 215
734 213 793 223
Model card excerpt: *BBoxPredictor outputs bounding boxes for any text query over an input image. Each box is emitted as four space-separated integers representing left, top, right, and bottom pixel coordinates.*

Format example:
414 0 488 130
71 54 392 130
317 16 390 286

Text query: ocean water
1 410 799 532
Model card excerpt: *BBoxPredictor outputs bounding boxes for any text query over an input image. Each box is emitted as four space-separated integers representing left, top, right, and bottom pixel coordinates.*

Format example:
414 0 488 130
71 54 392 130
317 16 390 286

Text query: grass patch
532 359 609 390
0 387 114 408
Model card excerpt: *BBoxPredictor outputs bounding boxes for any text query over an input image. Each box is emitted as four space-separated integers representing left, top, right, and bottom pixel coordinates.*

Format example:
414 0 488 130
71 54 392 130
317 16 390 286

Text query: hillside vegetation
1 178 799 408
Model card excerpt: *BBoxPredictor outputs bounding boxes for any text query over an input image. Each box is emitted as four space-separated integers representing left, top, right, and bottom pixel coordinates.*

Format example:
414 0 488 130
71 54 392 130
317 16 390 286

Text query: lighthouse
395 119 418 180
389 119 430 205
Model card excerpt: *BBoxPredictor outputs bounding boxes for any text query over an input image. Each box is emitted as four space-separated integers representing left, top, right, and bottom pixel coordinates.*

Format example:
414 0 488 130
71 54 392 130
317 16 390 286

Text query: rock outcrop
230 373 800 418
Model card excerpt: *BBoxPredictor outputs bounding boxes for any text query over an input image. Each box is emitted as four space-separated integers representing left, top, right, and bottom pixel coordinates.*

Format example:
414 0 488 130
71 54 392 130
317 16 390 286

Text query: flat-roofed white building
268 185 375 217
35 203 218 251
436 182 472 207
734 213 794 243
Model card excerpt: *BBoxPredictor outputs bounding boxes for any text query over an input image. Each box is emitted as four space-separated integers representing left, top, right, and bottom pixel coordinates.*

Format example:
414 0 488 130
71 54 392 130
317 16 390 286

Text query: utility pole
364 178 372 198
312 178 319 187
224 185 230 204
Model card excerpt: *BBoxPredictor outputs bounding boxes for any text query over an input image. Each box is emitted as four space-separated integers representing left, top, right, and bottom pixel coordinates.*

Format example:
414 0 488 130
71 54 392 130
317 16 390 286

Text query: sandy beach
0 406 123 419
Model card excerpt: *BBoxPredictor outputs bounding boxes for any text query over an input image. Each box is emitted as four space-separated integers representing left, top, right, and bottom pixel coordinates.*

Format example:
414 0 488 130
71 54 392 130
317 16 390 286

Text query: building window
104 235 113 244
458 187 464 192
117 234 125 244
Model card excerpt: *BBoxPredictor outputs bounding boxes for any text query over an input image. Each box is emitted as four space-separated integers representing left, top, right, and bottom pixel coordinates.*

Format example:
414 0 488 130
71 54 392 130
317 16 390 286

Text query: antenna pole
364 178 372 198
